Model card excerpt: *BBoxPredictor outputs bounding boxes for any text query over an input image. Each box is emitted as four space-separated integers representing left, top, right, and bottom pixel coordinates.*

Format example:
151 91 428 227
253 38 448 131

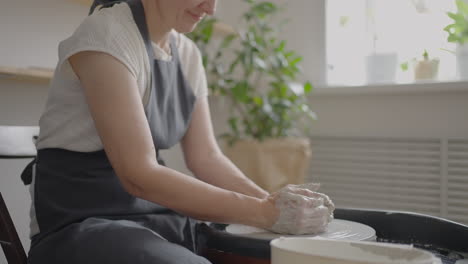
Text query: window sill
0 66 53 84
314 80 468 96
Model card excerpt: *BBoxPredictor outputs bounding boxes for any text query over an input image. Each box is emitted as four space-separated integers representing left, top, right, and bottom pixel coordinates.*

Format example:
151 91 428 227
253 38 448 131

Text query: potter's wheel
225 219 376 241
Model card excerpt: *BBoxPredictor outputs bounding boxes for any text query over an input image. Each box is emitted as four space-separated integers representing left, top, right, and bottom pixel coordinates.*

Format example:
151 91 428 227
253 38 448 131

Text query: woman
25 0 334 263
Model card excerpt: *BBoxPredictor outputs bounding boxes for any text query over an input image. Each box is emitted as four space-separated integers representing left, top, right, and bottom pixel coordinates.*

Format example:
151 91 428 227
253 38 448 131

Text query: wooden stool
0 125 38 264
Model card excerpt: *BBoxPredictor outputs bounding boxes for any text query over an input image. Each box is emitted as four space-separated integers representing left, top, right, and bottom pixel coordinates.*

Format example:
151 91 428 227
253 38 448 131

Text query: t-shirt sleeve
178 34 209 98
57 9 140 79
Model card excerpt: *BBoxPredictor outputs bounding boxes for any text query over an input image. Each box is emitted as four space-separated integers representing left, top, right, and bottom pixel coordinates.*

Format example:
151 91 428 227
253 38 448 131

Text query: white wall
1 0 467 263
0 0 88 262
0 0 89 69
309 90 468 139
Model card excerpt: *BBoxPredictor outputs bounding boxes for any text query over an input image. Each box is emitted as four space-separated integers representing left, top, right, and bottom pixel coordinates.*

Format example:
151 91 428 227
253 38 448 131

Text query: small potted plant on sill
444 0 468 79
401 50 440 81
187 0 315 193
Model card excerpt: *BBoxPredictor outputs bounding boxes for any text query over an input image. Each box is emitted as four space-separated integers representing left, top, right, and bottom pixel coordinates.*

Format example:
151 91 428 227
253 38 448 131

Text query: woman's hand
261 183 335 235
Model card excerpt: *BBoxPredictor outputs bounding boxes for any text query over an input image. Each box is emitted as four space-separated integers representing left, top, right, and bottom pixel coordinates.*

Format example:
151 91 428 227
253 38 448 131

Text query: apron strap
127 0 155 60
21 157 36 185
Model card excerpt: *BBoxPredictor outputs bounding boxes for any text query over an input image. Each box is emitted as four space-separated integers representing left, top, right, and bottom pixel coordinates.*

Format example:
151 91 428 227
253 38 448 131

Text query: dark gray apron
25 1 209 263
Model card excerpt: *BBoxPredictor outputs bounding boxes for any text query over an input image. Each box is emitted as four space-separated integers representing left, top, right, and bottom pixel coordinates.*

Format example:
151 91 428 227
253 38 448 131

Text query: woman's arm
69 51 276 228
181 98 269 199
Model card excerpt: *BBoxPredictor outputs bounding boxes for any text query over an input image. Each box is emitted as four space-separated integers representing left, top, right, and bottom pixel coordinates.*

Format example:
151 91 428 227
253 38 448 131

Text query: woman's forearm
127 163 274 228
188 152 269 199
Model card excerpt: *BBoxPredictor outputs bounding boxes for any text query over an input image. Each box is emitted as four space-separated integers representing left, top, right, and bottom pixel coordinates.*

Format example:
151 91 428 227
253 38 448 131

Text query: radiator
308 136 468 225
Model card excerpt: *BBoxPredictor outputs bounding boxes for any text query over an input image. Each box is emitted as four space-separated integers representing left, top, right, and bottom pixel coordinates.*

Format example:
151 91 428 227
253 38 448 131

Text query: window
326 0 457 86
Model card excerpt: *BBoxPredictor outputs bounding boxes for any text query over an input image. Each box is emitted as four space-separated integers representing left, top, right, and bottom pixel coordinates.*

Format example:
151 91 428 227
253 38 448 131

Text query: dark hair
89 0 129 15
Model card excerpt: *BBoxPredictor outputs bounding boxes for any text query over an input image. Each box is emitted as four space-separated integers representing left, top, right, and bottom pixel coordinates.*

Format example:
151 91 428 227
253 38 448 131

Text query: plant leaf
456 0 468 16
304 82 313 93
400 62 409 71
228 117 239 134
253 96 263 105
221 34 237 49
231 82 250 103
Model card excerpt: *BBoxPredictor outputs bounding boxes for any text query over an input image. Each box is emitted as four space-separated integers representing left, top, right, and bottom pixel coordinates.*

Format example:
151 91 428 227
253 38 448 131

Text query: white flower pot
365 53 398 84
456 44 468 80
414 59 439 80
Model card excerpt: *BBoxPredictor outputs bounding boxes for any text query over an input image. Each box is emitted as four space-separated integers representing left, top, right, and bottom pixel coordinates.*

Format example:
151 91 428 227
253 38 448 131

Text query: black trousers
28 214 211 264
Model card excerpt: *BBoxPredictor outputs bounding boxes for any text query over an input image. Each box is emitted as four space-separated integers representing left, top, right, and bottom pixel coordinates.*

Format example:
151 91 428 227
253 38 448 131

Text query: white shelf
314 80 468 96
0 66 53 83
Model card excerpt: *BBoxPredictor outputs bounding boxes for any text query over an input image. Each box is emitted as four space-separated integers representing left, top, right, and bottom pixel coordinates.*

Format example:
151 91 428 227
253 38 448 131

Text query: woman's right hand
260 183 335 235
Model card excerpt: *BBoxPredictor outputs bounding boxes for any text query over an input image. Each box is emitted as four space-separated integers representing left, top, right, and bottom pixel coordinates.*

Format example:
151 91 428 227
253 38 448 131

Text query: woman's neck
141 0 171 50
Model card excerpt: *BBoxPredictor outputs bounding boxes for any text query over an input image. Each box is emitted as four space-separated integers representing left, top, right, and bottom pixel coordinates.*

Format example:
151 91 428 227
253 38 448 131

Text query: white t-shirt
36 2 208 152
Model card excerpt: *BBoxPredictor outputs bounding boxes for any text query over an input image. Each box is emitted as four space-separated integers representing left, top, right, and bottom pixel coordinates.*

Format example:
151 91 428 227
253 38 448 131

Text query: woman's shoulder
57 2 146 77
58 2 142 56
70 2 136 44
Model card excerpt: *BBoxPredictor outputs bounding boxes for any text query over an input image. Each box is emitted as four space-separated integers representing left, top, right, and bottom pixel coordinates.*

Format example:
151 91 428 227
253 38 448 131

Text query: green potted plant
444 0 468 79
187 0 315 192
400 50 440 81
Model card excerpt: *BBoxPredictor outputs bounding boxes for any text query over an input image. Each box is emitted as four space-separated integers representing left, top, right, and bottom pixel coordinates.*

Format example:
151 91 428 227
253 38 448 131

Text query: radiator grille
309 136 467 225
447 139 468 224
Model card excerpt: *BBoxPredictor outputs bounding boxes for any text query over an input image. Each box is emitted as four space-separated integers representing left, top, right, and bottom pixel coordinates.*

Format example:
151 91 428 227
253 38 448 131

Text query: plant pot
365 53 398 84
223 138 311 193
413 59 439 80
456 44 468 80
